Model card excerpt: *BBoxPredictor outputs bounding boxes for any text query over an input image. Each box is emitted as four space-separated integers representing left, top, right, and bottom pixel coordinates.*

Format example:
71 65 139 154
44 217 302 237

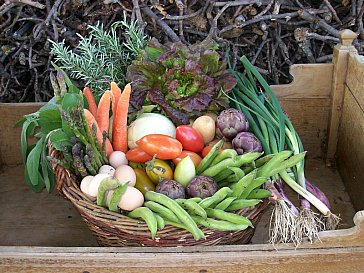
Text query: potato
192 115 216 144
208 138 233 149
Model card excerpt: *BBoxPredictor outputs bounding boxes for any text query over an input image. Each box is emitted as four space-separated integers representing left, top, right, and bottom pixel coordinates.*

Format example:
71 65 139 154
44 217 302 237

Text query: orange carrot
84 109 114 157
112 83 132 153
110 82 121 116
83 87 98 118
96 90 112 136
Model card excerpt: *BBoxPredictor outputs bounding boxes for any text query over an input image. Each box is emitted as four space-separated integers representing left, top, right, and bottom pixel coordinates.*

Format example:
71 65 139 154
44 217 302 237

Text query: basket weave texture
49 144 269 247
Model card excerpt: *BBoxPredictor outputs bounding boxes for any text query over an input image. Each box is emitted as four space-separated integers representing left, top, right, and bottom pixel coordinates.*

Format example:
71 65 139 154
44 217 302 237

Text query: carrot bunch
83 82 132 157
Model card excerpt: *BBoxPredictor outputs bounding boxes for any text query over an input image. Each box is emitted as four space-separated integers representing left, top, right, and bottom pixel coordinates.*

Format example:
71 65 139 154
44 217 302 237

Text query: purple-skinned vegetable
186 176 218 198
155 179 185 199
305 179 331 209
216 108 249 139
126 38 237 125
232 132 262 155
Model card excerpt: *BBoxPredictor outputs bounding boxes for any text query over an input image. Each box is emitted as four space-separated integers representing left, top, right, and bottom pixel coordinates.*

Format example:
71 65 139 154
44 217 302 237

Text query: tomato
176 125 204 153
146 159 174 184
134 168 156 195
173 150 202 168
201 146 223 157
136 134 183 160
126 147 153 163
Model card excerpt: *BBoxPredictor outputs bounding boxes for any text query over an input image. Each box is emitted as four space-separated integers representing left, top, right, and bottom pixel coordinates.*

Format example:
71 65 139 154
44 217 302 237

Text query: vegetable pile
19 37 338 245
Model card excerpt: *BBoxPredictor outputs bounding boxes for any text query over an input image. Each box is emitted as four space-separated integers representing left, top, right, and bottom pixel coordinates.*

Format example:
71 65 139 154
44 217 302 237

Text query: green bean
108 182 128 212
198 196 221 209
247 189 272 199
205 208 253 227
226 199 261 211
228 167 245 179
97 177 120 207
264 152 306 178
199 187 233 209
154 213 165 230
214 197 237 211
201 152 262 177
128 207 158 239
196 139 224 175
230 170 257 198
144 201 180 223
243 154 274 174
164 219 194 235
176 197 202 203
145 191 205 240
209 149 238 166
213 169 234 183
191 216 249 231
176 199 207 219
239 177 268 199
257 150 292 177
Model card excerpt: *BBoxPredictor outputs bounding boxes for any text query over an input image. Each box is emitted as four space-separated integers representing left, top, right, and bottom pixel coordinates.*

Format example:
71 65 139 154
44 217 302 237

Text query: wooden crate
0 30 363 272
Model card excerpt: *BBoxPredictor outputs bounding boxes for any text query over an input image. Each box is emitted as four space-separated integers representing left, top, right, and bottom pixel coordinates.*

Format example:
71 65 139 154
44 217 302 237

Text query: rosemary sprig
50 14 148 98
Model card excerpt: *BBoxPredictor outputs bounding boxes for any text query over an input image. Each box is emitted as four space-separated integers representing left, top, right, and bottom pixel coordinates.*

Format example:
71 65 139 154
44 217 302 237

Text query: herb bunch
50 16 148 98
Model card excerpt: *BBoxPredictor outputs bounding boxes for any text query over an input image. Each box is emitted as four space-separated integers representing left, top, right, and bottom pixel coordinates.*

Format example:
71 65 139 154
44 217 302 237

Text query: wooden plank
0 103 43 168
1 245 364 273
271 63 333 99
346 53 364 108
326 30 358 164
280 98 330 159
337 86 364 211
0 166 98 247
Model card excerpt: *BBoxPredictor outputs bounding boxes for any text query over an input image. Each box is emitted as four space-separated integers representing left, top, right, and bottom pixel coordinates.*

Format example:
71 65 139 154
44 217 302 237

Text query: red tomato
201 146 223 158
175 125 204 153
172 150 202 168
126 147 154 163
136 134 183 160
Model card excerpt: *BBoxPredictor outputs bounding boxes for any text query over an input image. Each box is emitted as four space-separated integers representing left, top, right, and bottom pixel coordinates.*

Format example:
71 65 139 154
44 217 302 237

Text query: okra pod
199 187 233 209
257 150 292 177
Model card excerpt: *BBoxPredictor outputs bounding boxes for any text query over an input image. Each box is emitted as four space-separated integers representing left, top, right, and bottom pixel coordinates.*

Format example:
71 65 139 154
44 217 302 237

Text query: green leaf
38 109 62 133
20 120 38 163
62 93 83 110
26 136 45 186
49 129 73 150
39 97 60 111
41 146 55 192
24 167 45 192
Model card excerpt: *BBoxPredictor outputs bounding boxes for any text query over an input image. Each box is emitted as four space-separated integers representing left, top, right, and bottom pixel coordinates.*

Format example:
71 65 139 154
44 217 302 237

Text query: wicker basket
49 144 270 247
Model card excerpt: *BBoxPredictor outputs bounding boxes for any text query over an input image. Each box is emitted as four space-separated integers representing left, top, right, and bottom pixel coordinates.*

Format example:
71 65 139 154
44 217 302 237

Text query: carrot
84 109 114 157
112 83 132 153
83 87 98 118
96 90 112 136
110 82 122 116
